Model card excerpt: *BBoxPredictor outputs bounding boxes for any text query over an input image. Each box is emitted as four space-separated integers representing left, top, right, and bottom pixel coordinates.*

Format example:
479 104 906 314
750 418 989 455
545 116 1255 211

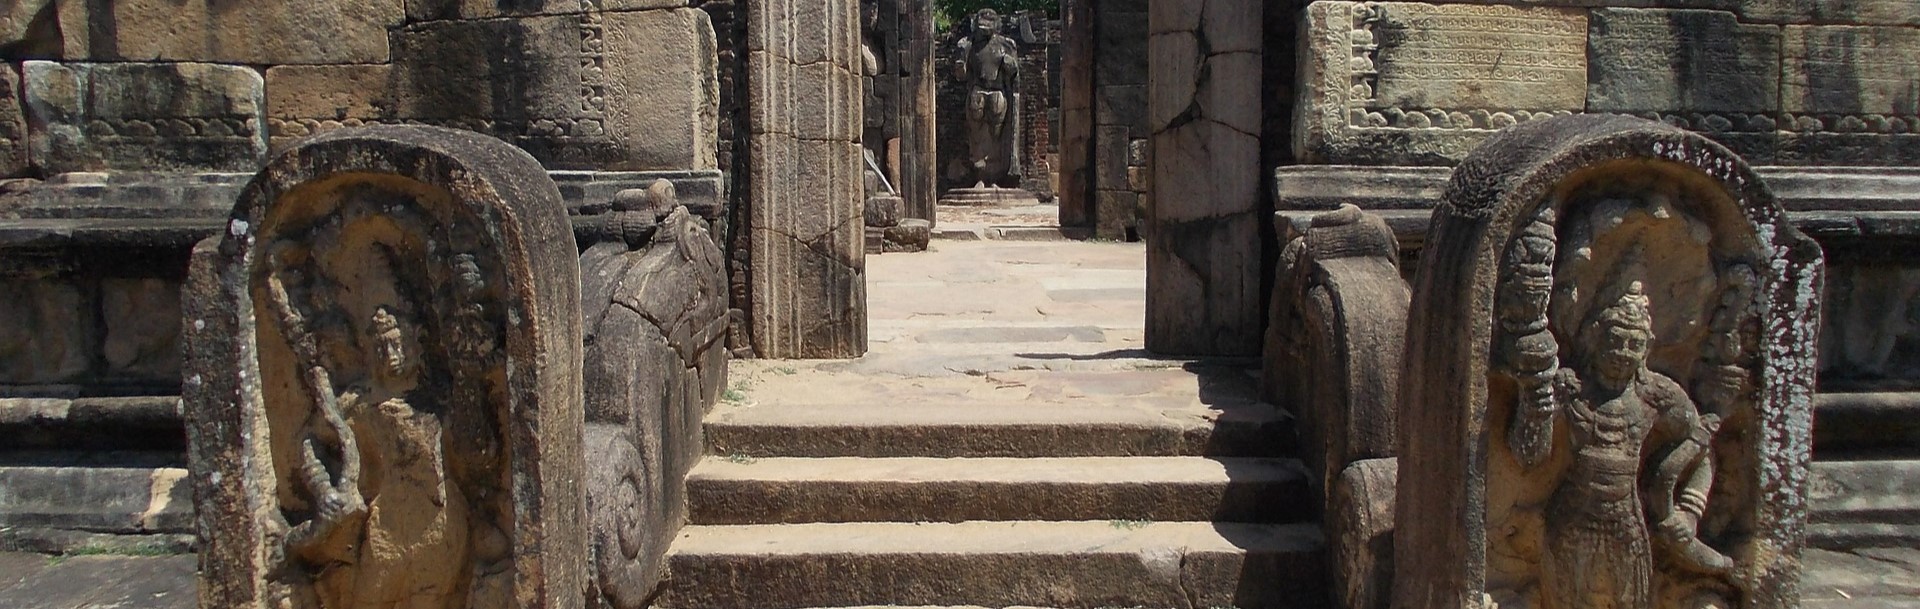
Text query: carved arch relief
1485 161 1772 609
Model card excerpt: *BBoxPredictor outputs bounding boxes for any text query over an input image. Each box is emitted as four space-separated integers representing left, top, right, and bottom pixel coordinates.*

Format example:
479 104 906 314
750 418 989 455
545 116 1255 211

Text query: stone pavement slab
0 552 195 609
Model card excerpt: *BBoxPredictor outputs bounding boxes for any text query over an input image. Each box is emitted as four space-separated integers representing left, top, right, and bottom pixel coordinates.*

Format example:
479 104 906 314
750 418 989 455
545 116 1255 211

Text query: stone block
1587 8 1781 114
184 126 585 609
100 277 179 380
882 218 930 252
89 0 401 64
1783 25 1920 116
1094 189 1135 240
407 0 684 21
1094 125 1131 190
0 65 25 178
0 278 90 385
1094 84 1146 132
1740 0 1920 26
1329 458 1396 609
388 9 719 171
1093 10 1147 87
1292 1 1586 165
265 64 395 149
24 61 266 174
0 0 89 59
865 195 903 227
1395 115 1821 609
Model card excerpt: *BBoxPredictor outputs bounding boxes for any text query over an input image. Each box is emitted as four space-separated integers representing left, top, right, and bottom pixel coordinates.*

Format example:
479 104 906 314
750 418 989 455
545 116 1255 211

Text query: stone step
0 466 192 535
660 521 1326 609
1810 459 1920 550
0 397 184 453
704 402 1293 458
686 456 1312 525
1815 392 1920 456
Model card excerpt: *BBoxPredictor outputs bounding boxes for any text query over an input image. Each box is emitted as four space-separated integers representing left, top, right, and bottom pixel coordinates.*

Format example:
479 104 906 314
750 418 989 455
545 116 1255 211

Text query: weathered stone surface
1146 0 1262 355
1821 265 1920 385
864 195 903 228
100 277 179 380
0 277 88 385
1292 1 1583 165
578 185 728 609
183 125 585 609
0 466 190 534
1782 25 1920 116
406 0 683 20
386 9 719 171
0 66 25 178
264 64 394 150
1330 458 1396 609
1740 0 1920 26
1395 115 1823 609
24 61 266 174
882 218 929 252
88 0 401 64
1588 8 1781 114
1263 204 1407 506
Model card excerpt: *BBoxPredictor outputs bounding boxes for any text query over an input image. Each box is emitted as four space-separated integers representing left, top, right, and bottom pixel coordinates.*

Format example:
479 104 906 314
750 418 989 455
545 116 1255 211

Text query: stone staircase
658 364 1326 609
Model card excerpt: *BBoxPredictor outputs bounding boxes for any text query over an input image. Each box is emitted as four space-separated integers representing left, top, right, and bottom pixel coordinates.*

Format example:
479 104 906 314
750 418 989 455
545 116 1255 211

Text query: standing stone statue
1392 115 1823 609
183 126 586 609
954 8 1019 188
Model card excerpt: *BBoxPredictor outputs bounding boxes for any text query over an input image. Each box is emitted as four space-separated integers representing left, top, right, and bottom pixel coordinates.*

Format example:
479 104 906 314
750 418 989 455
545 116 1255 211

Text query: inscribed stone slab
1366 3 1588 113
388 10 718 171
23 61 266 174
1587 8 1781 114
1291 1 1585 166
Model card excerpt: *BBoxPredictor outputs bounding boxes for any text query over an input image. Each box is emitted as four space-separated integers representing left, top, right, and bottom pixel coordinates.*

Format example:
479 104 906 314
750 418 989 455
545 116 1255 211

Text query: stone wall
1293 1 1920 167
860 0 938 223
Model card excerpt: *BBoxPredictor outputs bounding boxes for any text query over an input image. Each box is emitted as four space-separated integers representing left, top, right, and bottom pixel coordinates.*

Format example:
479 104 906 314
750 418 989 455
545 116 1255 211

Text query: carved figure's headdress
1596 280 1653 333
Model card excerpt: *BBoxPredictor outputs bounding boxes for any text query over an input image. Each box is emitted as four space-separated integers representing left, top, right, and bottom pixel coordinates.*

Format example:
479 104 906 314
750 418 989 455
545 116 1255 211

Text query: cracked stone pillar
746 0 869 357
1145 0 1263 355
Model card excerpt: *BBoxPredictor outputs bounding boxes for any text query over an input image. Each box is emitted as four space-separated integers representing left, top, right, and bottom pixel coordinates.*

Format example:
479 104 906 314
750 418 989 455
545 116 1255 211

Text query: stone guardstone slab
24 61 267 174
182 125 586 609
575 180 729 609
1395 115 1823 609
1293 1 1586 166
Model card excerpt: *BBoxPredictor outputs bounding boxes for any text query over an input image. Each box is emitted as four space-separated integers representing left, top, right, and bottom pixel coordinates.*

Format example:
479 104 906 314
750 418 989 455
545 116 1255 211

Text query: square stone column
1145 0 1263 355
746 0 869 357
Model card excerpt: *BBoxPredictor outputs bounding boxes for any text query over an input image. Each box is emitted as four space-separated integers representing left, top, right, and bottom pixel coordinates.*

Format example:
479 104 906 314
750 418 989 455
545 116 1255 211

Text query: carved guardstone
183 125 586 609
1394 115 1823 609
576 180 730 608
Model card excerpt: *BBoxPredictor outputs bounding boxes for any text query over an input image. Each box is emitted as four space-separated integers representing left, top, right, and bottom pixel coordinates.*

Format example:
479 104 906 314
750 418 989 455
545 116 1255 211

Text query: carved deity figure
266 242 479 609
1505 278 1734 609
952 8 1021 188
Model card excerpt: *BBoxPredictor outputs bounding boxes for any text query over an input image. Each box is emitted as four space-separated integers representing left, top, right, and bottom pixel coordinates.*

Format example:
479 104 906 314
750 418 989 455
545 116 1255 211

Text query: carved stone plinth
183 125 586 609
1394 114 1823 609
937 186 1041 207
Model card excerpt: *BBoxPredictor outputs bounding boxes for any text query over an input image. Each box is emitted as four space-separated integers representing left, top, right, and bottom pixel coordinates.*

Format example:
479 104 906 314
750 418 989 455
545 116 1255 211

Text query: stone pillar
895 0 938 224
1057 0 1094 228
746 0 869 358
1146 0 1263 355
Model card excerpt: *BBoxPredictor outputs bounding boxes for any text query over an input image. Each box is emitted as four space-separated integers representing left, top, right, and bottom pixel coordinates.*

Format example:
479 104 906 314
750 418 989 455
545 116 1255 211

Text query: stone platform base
939 187 1041 207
